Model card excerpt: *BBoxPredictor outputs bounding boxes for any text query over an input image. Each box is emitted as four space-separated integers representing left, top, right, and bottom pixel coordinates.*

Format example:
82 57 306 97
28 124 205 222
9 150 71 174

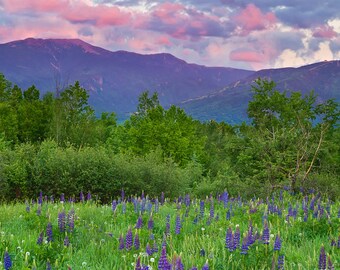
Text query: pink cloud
2 0 68 13
230 50 264 62
313 25 338 39
233 4 277 35
61 4 131 27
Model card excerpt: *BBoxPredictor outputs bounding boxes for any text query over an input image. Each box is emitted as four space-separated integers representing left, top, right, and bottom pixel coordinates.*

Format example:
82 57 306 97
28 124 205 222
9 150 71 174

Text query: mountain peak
5 37 109 55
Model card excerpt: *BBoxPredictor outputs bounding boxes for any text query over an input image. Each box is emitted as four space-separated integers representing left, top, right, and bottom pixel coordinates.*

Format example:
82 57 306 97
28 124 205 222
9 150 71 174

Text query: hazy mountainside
0 38 253 120
181 60 340 123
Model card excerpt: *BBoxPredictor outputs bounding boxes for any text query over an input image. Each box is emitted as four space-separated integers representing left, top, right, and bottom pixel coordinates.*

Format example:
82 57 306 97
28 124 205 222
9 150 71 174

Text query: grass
0 190 339 269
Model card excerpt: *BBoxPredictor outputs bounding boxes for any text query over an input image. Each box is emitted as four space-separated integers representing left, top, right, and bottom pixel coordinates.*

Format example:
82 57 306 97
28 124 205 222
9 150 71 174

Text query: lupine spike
158 246 170 270
274 235 281 251
126 228 133 250
46 222 53 242
262 221 270 244
134 232 140 250
202 261 209 270
318 245 326 270
175 214 181 235
118 234 124 250
278 255 284 270
327 255 334 270
4 250 12 270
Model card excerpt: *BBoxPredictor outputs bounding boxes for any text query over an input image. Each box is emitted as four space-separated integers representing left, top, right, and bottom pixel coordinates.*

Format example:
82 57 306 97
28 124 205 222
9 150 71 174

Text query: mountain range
0 38 339 123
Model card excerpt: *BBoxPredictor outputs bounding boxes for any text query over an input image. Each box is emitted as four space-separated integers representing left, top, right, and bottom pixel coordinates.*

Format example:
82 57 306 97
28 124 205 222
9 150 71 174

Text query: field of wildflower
0 189 339 270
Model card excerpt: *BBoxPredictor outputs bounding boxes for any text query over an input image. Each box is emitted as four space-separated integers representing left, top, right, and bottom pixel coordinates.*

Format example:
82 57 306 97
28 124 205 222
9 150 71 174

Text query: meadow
0 189 339 270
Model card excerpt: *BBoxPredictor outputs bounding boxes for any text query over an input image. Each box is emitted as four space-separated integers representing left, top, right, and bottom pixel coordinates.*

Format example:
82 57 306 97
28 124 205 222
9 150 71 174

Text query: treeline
0 74 339 201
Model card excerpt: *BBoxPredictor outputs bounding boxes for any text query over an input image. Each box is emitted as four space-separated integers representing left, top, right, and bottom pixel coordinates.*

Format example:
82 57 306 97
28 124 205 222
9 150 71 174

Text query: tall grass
0 189 339 269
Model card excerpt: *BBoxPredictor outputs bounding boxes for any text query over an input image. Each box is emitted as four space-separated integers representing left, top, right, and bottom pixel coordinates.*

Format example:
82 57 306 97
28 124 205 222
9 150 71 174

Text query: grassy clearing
0 190 339 269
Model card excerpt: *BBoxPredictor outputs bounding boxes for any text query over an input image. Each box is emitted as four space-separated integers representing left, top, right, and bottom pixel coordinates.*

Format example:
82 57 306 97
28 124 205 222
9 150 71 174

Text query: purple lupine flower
240 235 249 255
338 236 340 249
200 200 205 218
262 221 270 244
60 193 65 203
330 239 336 247
118 234 124 250
4 250 12 270
202 262 209 270
274 235 281 251
64 236 70 247
79 191 84 202
121 189 125 201
165 215 170 236
67 209 75 232
86 192 91 201
191 268 198 270
37 231 44 245
200 249 205 257
135 256 142 270
209 201 214 218
278 255 284 270
46 222 53 242
234 226 241 249
328 256 334 270
158 246 171 270
134 233 140 250
148 215 154 230
126 228 133 250
146 243 153 256
225 227 234 251
175 214 181 235
112 200 117 212
175 256 184 270
36 205 41 216
38 191 43 205
135 216 143 229
155 198 159 212
153 241 159 253
337 208 340 218
58 211 66 233
46 260 51 270
318 246 326 270
226 210 231 220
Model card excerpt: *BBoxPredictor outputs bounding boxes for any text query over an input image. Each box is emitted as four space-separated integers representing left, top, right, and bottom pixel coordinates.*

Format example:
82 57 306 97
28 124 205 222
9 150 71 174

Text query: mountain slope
181 60 340 123
0 38 254 119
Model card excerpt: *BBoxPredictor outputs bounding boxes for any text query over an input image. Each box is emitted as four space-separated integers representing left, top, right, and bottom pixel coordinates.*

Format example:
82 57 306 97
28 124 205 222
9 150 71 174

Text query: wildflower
134 233 140 250
4 250 12 270
318 246 326 270
234 226 241 249
119 234 124 250
262 221 270 244
148 215 154 230
200 201 205 218
158 246 171 270
191 268 198 270
46 223 53 242
60 193 65 203
112 200 117 212
58 211 66 233
199 249 205 257
225 227 234 251
86 192 91 201
240 235 249 255
175 256 184 270
278 255 284 270
209 201 214 218
37 232 44 245
46 260 51 270
135 256 142 270
328 256 334 270
175 215 181 235
165 215 170 236
64 236 70 247
80 191 84 202
274 235 281 251
202 261 209 270
135 216 143 229
126 228 133 251
67 209 75 233
146 243 153 256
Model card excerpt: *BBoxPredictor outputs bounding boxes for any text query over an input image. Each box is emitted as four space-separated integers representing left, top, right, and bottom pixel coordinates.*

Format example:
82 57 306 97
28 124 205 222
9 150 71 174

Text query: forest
0 73 339 201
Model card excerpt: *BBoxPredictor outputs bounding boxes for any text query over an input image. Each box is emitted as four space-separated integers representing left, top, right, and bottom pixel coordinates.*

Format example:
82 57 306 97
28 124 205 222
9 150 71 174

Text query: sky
0 0 339 70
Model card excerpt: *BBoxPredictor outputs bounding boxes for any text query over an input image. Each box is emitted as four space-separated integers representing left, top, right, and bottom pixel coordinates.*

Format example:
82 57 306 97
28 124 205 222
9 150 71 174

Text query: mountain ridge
1 38 339 123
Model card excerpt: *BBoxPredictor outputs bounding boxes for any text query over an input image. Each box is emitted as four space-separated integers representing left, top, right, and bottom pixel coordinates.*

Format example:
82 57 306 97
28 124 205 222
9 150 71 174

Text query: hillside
181 60 340 123
0 38 253 120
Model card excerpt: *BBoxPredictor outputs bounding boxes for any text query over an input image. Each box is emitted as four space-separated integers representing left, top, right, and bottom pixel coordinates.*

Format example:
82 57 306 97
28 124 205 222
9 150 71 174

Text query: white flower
26 252 30 256
270 234 274 238
201 227 205 231
82 261 87 267
133 254 138 258
150 258 155 262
